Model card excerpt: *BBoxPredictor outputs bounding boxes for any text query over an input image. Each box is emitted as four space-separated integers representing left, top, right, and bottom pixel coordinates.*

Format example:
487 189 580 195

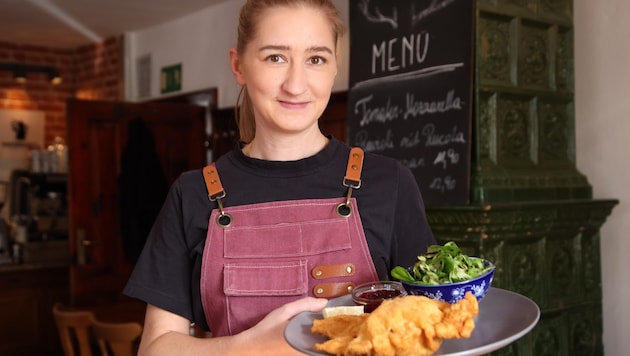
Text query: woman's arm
138 297 328 356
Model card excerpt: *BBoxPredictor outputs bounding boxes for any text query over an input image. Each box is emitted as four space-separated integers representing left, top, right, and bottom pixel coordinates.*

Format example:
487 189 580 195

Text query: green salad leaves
391 241 493 285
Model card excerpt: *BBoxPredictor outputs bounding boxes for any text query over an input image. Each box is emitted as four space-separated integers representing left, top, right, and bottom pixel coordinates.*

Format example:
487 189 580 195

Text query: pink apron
200 148 378 336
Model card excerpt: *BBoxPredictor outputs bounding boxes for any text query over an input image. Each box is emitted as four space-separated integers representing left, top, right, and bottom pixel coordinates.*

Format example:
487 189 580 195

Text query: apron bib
200 148 378 336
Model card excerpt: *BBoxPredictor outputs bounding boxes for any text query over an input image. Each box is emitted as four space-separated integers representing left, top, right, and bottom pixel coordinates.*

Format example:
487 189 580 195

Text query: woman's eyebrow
307 46 333 55
259 44 333 55
259 44 290 52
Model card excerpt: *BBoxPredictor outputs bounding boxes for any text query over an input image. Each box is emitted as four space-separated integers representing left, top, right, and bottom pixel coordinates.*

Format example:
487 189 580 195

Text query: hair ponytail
234 86 255 143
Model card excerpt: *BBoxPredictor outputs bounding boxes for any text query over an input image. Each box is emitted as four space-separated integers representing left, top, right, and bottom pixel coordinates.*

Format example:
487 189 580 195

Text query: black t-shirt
124 137 435 330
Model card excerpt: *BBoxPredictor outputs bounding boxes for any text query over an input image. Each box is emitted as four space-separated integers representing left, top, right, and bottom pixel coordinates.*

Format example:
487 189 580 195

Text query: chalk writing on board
368 31 430 75
348 0 474 205
353 90 464 126
352 121 467 152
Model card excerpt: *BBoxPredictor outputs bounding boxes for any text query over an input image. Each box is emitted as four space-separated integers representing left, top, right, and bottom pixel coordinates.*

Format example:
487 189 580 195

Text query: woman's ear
229 48 246 86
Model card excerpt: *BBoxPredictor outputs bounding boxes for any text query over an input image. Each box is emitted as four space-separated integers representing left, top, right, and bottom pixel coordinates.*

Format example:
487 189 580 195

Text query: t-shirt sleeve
391 163 436 270
123 177 195 321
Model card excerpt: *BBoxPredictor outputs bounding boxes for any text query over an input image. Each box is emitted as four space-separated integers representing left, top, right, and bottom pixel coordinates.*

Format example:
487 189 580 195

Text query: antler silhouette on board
358 0 398 30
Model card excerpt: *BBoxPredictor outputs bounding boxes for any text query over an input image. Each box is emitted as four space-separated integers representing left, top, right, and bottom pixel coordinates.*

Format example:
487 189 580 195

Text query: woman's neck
242 132 329 161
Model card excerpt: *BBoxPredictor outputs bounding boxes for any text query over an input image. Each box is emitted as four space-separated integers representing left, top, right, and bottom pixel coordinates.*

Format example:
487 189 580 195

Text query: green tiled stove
426 1 617 355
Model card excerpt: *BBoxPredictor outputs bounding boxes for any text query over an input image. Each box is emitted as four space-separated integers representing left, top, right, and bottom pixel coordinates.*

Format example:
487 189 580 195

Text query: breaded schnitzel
311 292 478 356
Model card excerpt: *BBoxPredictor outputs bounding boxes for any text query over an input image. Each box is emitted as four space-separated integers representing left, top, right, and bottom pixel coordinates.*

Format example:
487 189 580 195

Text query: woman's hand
138 297 328 356
238 297 328 355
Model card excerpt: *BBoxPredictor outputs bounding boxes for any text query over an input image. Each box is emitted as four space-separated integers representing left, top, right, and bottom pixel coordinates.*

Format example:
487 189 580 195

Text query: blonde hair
233 0 346 143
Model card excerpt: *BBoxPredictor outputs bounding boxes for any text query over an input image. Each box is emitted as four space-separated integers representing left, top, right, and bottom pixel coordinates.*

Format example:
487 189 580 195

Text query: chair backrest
92 319 143 356
52 303 96 356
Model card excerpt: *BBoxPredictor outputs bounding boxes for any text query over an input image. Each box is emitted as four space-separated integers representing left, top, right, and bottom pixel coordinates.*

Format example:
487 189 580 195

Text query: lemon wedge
321 305 365 318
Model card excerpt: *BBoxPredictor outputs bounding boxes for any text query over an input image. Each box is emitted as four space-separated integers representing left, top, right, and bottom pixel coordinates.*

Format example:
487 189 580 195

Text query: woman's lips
279 100 308 109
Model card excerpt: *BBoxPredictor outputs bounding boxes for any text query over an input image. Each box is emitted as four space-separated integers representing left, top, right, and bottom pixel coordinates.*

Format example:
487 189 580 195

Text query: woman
124 0 435 354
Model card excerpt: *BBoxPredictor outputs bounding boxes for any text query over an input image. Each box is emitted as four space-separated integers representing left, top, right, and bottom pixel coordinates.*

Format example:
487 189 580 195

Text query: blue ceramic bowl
401 259 495 304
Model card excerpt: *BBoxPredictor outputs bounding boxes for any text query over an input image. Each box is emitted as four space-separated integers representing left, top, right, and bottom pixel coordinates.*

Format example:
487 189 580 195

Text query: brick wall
0 36 123 145
73 37 124 103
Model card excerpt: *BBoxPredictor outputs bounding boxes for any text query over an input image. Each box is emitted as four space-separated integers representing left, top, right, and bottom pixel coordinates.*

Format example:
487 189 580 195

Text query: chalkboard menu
348 0 474 206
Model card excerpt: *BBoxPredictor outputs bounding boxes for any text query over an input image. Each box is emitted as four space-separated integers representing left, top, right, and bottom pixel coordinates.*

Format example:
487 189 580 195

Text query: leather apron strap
202 164 225 200
338 147 364 217
202 164 232 227
343 147 364 188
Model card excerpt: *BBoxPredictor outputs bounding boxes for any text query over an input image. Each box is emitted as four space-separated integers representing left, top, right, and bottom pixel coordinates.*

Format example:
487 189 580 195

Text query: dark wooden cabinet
0 264 68 356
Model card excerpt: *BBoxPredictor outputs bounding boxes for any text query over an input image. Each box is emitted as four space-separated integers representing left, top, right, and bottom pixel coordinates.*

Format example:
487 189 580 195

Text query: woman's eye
266 55 284 63
309 56 327 65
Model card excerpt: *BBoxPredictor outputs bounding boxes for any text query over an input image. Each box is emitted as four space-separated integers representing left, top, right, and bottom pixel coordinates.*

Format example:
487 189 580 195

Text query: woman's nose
281 63 308 95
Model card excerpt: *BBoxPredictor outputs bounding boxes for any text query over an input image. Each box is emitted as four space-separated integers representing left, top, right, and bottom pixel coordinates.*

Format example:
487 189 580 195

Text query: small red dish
351 281 407 312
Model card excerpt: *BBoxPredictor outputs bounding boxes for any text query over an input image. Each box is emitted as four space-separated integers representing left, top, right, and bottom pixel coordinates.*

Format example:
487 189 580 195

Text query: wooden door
66 99 206 307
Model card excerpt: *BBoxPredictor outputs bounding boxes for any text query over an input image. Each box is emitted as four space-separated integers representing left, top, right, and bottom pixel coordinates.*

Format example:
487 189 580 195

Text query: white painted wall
124 0 242 104
574 1 630 355
126 0 629 353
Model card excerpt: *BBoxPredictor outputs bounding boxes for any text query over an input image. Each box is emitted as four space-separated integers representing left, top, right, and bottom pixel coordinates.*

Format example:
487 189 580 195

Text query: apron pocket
224 218 350 258
224 260 308 296
223 260 308 334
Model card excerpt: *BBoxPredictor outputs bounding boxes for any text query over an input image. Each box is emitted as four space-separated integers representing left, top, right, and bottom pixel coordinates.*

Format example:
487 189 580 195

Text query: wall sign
348 0 474 206
160 63 182 94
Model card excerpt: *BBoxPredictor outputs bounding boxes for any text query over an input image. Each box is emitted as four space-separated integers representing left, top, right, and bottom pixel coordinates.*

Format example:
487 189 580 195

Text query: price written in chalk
433 148 460 169
429 176 456 192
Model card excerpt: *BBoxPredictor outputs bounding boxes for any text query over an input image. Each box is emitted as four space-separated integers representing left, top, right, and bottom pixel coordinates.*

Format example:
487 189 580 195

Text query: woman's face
230 5 338 138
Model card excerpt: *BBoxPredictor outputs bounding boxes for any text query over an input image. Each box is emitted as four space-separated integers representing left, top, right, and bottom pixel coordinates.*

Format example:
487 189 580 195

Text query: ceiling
0 0 228 49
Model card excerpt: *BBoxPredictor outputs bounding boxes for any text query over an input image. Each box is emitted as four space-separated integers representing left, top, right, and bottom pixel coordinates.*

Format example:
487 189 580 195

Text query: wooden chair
92 319 143 356
52 303 97 356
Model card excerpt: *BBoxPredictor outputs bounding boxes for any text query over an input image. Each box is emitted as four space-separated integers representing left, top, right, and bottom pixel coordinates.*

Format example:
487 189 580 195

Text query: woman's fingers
268 297 328 322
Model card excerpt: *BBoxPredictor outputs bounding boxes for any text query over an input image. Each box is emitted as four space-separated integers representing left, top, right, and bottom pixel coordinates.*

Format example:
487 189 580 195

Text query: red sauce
355 289 404 312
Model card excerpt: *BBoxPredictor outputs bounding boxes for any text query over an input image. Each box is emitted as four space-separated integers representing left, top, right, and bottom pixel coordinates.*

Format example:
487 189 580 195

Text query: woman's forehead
249 6 336 49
